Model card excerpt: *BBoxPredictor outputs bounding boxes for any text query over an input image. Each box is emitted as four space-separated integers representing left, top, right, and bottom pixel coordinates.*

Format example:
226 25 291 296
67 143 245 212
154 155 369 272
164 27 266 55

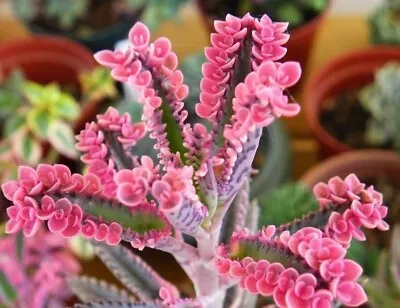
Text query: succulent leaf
74 301 162 308
68 275 136 303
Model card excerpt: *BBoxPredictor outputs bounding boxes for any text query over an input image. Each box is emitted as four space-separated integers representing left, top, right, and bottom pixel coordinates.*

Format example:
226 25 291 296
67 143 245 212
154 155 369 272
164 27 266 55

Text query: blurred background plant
198 0 329 29
358 62 400 149
13 0 188 50
351 224 400 307
0 226 81 307
0 66 118 184
369 0 400 44
79 66 118 104
0 69 80 182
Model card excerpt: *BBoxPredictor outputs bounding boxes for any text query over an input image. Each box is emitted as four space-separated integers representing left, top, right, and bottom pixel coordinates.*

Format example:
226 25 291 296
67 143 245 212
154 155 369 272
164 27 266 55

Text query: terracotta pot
304 47 400 157
300 150 400 188
0 36 97 132
196 0 329 69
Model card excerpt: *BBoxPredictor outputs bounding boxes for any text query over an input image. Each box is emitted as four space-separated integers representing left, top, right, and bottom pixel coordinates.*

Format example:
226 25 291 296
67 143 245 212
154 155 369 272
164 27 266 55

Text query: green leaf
13 130 42 165
63 196 170 236
16 231 24 261
0 69 25 117
27 109 53 139
47 121 78 158
69 236 95 261
68 276 135 303
4 113 26 137
346 241 380 276
180 53 205 118
93 243 173 301
259 182 319 226
230 238 308 273
79 66 117 103
161 100 187 162
0 270 17 303
52 93 80 121
23 81 44 106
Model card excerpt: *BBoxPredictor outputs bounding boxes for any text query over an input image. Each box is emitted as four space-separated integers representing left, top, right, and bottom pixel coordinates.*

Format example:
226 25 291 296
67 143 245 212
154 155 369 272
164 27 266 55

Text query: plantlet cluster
0 13 389 308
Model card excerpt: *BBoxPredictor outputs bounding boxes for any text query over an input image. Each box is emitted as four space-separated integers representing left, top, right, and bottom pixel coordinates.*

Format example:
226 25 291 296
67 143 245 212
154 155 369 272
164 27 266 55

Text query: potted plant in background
197 0 330 67
0 70 81 179
13 0 188 52
300 150 400 307
304 47 400 157
369 0 400 45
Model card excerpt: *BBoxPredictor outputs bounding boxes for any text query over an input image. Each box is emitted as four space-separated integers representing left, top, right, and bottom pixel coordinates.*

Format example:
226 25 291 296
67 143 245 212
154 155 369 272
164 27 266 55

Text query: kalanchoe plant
0 14 390 308
358 62 400 149
0 228 80 307
369 0 400 45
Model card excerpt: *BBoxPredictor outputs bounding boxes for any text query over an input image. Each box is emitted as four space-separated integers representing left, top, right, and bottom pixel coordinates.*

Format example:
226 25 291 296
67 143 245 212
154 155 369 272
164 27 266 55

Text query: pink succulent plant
0 228 80 307
0 13 389 308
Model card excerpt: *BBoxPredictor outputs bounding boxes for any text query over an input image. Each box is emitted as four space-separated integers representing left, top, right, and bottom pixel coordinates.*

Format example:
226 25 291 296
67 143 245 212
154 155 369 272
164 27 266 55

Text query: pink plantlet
0 228 80 307
0 14 389 308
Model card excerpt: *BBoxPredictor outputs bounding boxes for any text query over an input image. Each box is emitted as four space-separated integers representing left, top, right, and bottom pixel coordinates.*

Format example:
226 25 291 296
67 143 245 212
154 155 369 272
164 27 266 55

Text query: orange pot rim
304 46 400 154
300 150 400 187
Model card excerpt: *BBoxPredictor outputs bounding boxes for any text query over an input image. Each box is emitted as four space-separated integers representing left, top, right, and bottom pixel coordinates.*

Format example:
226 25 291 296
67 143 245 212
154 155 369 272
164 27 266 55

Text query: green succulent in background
0 70 80 171
14 0 188 32
129 0 188 30
203 0 328 30
258 182 318 226
358 62 400 149
79 66 118 103
369 0 400 45
361 224 400 307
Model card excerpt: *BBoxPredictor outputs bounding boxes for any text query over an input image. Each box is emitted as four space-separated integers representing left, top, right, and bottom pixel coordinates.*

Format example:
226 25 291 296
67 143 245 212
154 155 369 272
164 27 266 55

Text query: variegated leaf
93 243 177 301
74 301 163 308
68 275 135 303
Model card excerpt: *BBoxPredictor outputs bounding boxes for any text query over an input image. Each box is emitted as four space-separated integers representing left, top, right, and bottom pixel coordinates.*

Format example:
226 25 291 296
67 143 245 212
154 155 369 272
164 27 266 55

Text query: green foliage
132 0 188 29
369 0 400 45
258 182 318 227
79 67 118 103
14 0 188 32
0 270 17 305
358 225 400 306
346 241 380 276
237 0 328 29
0 69 25 117
69 236 95 261
0 70 81 173
45 0 89 30
358 62 400 149
180 53 205 120
47 121 78 159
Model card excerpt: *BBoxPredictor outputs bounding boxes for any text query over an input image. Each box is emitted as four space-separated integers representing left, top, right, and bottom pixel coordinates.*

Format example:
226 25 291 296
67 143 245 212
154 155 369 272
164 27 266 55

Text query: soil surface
320 90 393 149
